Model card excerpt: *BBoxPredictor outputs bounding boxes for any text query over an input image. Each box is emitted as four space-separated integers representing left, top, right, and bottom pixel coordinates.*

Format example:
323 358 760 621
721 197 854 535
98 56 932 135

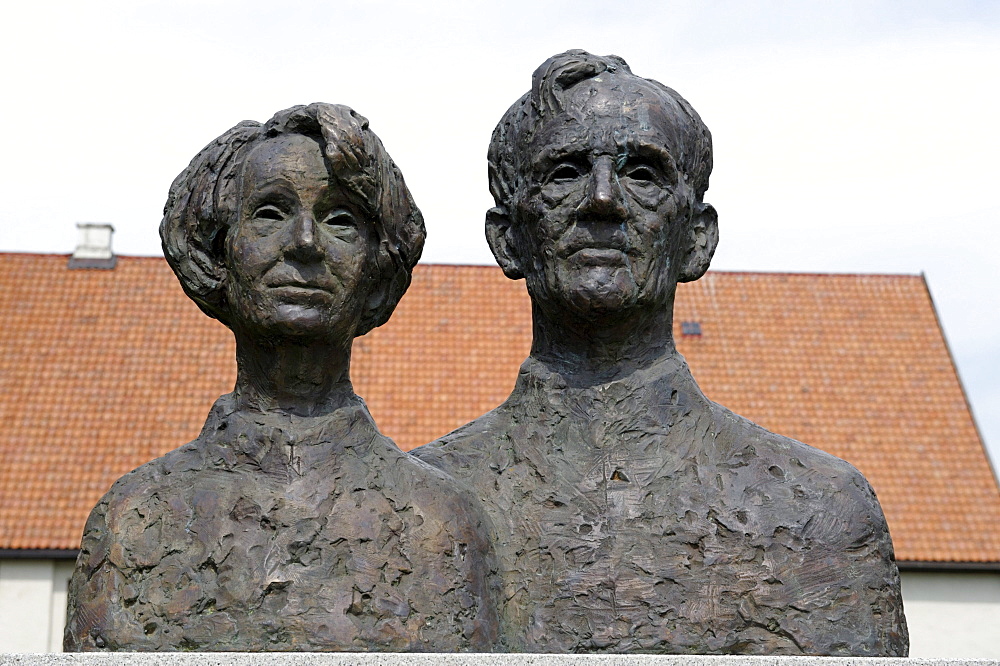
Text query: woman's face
225 133 373 343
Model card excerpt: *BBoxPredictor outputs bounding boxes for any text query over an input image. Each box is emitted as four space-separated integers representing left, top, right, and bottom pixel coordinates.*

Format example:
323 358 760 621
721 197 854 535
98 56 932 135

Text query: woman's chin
235 304 354 343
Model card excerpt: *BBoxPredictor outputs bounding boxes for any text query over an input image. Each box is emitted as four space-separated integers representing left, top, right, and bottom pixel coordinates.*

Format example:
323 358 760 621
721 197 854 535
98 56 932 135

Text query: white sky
2 0 999 467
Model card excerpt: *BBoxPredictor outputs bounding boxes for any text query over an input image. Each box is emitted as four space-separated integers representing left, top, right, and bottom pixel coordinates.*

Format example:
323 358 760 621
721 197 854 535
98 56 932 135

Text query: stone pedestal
2 655 998 666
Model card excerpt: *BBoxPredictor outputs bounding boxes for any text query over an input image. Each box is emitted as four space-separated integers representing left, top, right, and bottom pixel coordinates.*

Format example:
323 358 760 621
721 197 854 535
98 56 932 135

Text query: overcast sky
2 0 998 466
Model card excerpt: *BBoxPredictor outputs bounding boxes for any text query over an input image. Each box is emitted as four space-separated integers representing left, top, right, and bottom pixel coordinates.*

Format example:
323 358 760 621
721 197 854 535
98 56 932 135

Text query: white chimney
68 223 117 269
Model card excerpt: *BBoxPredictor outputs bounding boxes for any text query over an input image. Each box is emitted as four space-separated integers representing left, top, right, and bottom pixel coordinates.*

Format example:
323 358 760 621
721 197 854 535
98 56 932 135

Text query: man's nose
578 156 629 221
286 212 323 261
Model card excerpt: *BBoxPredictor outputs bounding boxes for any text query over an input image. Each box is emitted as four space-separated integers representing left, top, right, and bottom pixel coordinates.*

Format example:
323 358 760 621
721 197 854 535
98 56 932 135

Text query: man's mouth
569 247 628 266
559 230 629 263
271 282 331 291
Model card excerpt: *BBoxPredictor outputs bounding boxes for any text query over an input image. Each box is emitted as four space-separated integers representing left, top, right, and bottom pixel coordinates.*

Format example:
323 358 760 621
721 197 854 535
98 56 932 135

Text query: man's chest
483 440 828 651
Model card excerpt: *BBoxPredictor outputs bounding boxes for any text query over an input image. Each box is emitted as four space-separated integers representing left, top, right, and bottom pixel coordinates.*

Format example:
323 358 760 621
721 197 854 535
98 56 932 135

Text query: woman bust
64 104 499 652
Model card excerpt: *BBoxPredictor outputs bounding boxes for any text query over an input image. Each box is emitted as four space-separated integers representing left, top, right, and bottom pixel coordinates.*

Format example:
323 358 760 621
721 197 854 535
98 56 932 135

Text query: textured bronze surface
413 51 908 655
64 104 500 652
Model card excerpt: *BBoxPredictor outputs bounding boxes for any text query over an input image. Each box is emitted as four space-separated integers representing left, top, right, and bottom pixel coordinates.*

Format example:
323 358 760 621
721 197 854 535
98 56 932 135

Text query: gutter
897 560 1000 572
0 549 79 560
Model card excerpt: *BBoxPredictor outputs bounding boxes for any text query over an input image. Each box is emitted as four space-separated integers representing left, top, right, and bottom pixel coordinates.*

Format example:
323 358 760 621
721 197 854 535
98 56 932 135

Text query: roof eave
0 548 79 560
897 559 1000 572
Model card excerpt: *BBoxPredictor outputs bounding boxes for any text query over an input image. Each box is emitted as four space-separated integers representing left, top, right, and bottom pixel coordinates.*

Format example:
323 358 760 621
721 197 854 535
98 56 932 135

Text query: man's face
512 78 695 320
225 133 372 342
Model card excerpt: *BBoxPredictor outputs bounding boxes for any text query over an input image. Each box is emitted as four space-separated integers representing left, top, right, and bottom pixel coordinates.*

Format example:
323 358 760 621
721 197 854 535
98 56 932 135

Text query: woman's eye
253 205 286 221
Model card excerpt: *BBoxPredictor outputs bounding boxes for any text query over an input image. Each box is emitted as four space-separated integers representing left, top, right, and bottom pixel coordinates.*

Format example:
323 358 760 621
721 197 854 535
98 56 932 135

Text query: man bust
413 50 907 655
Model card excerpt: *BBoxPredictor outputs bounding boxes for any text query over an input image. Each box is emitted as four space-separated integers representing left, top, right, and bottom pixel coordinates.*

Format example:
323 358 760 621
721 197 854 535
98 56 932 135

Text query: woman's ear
161 213 233 325
355 243 397 335
486 207 525 280
678 202 718 283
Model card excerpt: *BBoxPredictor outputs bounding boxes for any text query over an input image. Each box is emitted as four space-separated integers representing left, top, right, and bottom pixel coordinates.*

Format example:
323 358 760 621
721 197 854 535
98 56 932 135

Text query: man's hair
488 50 713 214
160 103 425 336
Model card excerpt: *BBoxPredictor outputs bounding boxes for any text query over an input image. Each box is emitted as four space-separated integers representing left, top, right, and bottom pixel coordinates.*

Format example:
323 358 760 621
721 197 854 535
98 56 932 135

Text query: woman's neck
231 330 357 417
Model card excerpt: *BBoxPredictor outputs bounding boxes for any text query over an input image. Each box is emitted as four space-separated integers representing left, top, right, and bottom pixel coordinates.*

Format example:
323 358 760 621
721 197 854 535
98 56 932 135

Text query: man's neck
231 330 358 417
528 300 679 384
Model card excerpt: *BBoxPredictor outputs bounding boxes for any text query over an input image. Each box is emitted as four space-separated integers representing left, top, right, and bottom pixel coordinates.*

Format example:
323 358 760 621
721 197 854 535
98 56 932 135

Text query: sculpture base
1 655 997 666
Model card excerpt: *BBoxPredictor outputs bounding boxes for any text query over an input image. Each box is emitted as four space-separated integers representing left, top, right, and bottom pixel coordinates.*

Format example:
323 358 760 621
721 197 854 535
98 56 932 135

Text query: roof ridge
0 253 926 278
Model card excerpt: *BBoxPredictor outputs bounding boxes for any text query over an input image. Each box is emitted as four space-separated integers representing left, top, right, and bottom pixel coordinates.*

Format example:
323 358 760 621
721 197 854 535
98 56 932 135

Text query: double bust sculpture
65 51 908 655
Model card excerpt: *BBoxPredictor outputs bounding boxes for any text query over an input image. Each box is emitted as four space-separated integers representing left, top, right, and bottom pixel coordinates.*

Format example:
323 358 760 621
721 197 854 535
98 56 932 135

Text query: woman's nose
286 213 322 261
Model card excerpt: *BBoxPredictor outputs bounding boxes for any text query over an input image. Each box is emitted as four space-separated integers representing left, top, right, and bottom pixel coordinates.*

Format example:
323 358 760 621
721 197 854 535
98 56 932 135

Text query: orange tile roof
1 253 998 563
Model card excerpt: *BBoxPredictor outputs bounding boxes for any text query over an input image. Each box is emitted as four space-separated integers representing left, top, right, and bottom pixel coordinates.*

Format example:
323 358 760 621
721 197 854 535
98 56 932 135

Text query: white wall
0 559 73 652
1 560 998 655
901 569 1000 658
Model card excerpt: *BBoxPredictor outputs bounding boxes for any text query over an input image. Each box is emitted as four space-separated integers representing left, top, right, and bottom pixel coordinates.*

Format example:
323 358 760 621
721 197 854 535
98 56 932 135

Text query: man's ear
678 202 719 283
486 207 525 280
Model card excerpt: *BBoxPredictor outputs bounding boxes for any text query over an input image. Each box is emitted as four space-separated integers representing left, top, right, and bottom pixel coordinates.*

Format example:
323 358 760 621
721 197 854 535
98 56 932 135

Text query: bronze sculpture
413 50 908 655
64 103 499 652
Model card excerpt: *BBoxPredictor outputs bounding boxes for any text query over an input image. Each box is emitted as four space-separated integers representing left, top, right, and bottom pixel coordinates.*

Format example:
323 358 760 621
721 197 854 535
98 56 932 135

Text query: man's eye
254 205 286 221
624 165 658 184
322 209 357 228
548 163 583 183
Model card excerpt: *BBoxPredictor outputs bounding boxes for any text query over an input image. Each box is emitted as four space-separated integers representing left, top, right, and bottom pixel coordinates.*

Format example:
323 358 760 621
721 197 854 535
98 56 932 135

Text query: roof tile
1 254 998 562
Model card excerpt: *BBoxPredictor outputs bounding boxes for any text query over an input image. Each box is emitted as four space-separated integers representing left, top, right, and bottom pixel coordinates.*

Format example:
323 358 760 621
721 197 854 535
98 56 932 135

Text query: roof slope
1 254 998 563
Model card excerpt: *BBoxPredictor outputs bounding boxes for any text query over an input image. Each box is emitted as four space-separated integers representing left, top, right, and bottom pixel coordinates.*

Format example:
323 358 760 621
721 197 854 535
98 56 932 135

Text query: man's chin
547 272 642 319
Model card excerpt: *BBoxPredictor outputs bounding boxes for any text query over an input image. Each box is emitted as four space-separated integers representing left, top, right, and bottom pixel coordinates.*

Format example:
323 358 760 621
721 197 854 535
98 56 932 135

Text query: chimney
68 223 117 269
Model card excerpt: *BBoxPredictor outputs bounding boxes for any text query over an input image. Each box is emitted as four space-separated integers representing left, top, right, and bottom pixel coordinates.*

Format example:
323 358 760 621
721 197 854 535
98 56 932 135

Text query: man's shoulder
711 403 884 519
709 404 905 654
380 438 492 523
410 407 507 476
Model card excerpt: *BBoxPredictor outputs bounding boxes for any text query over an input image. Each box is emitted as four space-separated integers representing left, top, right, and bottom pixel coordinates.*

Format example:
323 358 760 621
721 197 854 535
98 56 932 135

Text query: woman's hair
160 103 425 336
